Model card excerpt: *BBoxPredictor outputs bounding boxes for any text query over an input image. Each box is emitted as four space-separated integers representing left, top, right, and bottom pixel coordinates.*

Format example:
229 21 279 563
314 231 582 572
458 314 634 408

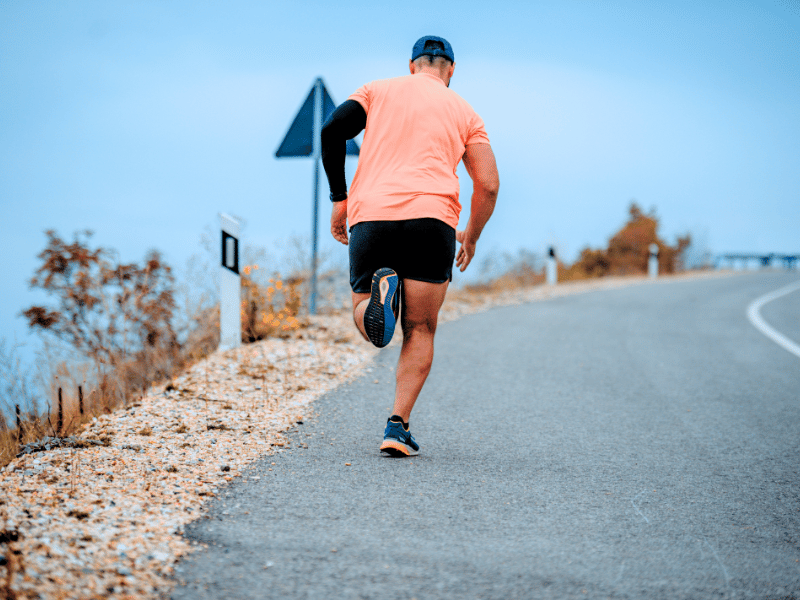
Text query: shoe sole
380 439 419 457
364 268 399 348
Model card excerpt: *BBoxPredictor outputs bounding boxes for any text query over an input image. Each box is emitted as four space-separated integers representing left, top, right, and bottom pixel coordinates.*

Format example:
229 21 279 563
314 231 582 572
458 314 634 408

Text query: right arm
321 99 366 202
321 99 367 245
456 143 499 272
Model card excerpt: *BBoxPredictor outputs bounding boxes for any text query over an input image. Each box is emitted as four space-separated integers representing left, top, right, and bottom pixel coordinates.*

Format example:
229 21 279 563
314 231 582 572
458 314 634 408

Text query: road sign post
276 78 360 315
219 213 241 351
310 79 322 315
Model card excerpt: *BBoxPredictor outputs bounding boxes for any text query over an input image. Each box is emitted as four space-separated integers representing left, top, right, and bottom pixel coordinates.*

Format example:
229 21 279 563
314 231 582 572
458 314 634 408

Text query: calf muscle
392 279 449 421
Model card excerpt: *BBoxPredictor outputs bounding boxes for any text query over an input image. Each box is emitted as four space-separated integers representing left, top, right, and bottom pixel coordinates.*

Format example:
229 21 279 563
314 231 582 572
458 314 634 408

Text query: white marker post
219 213 241 351
648 243 659 279
546 246 557 285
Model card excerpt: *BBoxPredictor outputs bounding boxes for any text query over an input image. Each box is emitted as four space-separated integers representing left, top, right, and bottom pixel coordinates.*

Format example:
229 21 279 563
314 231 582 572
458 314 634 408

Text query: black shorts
349 218 456 293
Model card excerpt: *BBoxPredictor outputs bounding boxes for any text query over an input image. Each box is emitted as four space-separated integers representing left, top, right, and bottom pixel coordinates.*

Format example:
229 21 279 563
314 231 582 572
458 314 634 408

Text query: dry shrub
240 265 304 342
21 231 180 408
1 231 346 466
561 202 690 281
2 231 319 467
1 231 211 466
23 230 177 368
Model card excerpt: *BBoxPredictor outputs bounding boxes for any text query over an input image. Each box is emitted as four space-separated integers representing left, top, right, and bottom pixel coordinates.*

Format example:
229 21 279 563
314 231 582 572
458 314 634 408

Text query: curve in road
746 278 800 359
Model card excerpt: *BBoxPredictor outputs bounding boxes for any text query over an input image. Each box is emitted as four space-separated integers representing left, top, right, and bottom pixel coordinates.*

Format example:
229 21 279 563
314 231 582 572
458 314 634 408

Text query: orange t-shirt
347 72 490 229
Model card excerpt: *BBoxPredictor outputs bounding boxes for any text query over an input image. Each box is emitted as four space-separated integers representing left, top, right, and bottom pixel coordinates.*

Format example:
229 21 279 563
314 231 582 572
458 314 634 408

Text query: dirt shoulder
0 271 731 599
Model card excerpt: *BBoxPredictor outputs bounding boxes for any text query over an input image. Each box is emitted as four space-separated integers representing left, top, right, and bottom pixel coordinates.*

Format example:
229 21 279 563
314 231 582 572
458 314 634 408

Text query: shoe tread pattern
364 268 397 348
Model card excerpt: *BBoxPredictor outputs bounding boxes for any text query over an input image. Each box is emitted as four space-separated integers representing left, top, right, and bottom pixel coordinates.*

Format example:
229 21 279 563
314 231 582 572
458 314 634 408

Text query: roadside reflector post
546 246 557 285
219 213 241 351
649 243 659 279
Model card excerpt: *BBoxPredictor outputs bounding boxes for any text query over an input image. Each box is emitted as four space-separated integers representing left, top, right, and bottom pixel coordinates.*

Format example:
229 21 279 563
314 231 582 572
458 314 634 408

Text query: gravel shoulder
0 271 734 599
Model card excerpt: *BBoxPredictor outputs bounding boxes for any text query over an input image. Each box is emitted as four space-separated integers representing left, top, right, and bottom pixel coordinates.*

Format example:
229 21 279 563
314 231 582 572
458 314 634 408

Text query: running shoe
363 267 400 348
380 418 419 457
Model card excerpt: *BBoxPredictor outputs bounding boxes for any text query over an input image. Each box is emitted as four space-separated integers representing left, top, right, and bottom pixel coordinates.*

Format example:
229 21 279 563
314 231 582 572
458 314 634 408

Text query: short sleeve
348 82 372 114
465 112 490 146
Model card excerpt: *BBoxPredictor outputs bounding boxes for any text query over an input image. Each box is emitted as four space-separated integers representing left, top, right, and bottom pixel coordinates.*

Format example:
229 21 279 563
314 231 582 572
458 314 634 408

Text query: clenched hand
331 201 348 245
455 229 477 272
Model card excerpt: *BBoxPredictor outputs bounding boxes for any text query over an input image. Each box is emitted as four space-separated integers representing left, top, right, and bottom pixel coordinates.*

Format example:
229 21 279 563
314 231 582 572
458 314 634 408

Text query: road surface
171 272 800 599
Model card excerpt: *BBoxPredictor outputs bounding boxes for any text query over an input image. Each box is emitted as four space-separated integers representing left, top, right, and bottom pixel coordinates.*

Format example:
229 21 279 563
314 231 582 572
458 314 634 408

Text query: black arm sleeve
321 99 367 202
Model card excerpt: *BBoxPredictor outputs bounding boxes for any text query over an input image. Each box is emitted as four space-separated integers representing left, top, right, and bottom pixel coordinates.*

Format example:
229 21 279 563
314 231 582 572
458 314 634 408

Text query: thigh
401 278 449 335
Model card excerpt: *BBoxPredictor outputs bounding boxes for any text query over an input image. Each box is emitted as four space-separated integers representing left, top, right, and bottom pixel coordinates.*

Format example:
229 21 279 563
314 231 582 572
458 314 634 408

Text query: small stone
220 465 231 472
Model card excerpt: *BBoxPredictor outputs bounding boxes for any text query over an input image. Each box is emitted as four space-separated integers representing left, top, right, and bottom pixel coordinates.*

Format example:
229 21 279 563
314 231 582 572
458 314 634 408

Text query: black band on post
221 231 239 275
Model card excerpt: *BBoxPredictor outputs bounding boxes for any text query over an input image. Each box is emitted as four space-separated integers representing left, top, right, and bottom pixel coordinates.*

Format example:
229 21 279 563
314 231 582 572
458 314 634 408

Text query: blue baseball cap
411 35 455 63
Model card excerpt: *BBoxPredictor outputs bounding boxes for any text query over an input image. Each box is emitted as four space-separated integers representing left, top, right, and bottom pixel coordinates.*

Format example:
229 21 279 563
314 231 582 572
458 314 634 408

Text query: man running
321 35 499 457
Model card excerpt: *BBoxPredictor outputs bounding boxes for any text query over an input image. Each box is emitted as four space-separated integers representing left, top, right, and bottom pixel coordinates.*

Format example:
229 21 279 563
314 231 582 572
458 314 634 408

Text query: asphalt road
171 272 800 600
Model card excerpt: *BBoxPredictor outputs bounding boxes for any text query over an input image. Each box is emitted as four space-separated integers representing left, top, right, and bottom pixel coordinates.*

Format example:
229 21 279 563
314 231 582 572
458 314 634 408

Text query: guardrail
716 254 799 270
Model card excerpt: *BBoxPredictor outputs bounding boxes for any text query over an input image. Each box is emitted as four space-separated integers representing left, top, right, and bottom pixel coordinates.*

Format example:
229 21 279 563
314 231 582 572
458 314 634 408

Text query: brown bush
562 202 690 280
3 231 192 466
23 230 178 370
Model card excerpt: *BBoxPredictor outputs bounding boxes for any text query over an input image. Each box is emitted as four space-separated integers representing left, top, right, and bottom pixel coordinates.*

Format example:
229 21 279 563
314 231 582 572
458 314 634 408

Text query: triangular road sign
275 79 360 157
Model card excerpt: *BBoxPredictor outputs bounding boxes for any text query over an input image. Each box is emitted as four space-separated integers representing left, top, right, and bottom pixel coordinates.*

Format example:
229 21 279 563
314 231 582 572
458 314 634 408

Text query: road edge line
746 279 800 359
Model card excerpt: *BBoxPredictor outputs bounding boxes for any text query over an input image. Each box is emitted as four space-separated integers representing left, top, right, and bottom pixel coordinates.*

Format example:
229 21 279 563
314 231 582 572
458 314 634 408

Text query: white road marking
746 279 800 359
631 490 649 524
702 535 731 587
613 561 625 585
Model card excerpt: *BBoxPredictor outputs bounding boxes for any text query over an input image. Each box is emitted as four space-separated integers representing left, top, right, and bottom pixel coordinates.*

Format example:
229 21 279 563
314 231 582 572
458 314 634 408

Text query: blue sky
1 0 799 357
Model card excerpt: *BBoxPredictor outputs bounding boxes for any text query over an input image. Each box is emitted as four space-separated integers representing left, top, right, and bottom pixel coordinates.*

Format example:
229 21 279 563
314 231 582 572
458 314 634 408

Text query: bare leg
392 279 449 422
351 291 370 342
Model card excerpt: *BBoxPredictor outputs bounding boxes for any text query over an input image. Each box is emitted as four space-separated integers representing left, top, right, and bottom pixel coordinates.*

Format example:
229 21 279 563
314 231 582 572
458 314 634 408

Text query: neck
416 66 450 86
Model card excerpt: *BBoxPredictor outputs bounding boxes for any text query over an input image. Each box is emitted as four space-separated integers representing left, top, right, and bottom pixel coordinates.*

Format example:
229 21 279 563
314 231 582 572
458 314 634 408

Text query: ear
448 62 455 79
409 59 416 74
